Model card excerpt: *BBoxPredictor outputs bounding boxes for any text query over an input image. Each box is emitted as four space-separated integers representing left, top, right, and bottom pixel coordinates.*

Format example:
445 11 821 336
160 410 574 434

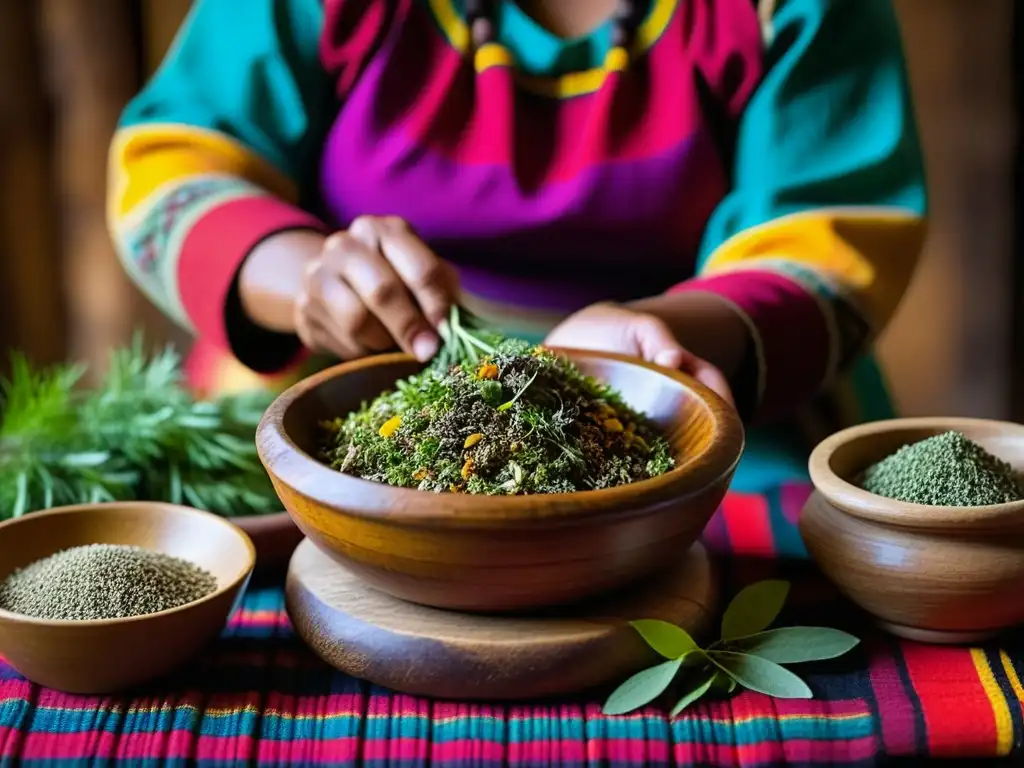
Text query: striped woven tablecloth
0 483 1022 766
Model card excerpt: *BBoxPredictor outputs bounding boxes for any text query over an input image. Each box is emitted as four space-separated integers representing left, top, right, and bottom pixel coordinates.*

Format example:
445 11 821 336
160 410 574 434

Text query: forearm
628 291 750 383
238 229 325 334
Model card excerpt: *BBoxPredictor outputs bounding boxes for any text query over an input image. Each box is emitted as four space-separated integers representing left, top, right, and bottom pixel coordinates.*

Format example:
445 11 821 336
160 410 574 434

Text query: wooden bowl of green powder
803 417 1024 643
258 347 743 612
0 502 255 693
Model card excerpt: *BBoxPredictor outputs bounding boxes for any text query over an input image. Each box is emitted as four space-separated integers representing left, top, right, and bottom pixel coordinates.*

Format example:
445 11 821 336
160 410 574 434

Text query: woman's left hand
544 302 735 405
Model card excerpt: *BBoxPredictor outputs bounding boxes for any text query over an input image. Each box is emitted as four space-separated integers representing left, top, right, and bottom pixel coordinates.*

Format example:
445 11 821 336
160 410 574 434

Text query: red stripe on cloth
0 678 31 703
720 492 775 557
177 196 325 355
591 737 671 765
228 608 293 629
674 736 877 765
902 642 998 757
868 639 920 755
780 482 812 524
700 503 731 555
15 731 192 760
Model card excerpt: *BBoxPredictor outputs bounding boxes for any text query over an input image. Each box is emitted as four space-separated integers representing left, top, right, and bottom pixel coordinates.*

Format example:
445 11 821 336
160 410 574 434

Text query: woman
108 0 925 549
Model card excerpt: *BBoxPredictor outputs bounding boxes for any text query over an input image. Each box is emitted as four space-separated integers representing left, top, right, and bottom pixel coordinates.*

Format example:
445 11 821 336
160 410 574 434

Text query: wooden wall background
0 0 1016 416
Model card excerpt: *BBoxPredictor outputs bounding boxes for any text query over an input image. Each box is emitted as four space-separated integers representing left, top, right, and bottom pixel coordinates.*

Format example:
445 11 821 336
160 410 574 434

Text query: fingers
687 358 735 407
318 219 448 361
630 314 687 369
298 260 391 359
630 313 735 405
359 217 457 328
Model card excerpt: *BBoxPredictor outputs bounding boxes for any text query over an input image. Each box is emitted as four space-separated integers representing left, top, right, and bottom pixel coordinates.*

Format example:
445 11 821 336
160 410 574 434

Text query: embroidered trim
114 175 267 330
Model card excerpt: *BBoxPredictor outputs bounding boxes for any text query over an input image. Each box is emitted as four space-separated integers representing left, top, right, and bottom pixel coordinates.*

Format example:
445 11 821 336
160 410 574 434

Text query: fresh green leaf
168 463 183 505
709 651 812 699
732 627 859 664
603 658 683 715
61 451 111 468
669 670 716 717
630 619 699 660
12 471 28 518
721 580 790 640
497 371 538 412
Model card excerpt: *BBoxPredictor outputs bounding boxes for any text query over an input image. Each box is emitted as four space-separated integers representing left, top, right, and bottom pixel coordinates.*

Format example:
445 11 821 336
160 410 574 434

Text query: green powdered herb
0 544 217 620
320 309 675 495
860 430 1023 506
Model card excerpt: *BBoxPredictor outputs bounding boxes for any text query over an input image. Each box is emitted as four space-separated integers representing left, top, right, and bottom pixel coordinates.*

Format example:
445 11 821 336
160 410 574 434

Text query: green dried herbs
860 430 1023 506
321 310 674 495
0 544 217 620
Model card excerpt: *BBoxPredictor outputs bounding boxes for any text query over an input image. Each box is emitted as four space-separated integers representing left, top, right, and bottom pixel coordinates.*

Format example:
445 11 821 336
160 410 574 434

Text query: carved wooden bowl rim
257 348 744 528
809 416 1024 532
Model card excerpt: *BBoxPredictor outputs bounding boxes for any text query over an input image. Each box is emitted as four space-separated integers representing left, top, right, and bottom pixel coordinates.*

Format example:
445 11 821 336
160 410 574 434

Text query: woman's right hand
286 216 458 362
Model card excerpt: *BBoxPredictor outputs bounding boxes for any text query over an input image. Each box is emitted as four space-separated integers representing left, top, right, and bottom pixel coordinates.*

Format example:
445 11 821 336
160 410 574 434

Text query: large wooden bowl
802 417 1024 643
257 350 744 612
0 502 254 692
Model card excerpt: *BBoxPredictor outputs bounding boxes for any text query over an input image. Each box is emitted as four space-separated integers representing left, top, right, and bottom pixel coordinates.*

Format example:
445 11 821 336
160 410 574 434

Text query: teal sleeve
111 0 334 374
699 0 927 261
121 0 334 194
676 0 927 427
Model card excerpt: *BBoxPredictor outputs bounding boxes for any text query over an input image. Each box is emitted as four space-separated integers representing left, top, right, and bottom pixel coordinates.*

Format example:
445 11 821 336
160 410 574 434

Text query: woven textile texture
0 483 1021 766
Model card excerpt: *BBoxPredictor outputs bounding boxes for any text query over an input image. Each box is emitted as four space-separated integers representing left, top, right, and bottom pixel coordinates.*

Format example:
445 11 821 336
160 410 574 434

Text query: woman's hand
241 216 458 362
544 302 737 405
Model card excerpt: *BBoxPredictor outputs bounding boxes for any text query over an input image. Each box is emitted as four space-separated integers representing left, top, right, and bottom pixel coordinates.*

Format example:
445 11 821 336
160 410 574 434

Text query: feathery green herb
860 430 1022 506
321 308 674 495
0 337 279 518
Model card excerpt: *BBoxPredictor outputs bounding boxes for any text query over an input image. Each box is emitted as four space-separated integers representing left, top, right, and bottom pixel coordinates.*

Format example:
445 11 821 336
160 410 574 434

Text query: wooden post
37 0 166 381
0 2 65 369
141 0 193 75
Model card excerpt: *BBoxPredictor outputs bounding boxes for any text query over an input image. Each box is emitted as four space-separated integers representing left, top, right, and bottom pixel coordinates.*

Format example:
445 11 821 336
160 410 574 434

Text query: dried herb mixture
321 310 674 495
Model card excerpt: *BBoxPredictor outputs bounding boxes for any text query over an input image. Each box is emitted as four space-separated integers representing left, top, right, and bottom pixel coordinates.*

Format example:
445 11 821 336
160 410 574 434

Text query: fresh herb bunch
321 307 674 495
0 337 279 518
604 580 860 717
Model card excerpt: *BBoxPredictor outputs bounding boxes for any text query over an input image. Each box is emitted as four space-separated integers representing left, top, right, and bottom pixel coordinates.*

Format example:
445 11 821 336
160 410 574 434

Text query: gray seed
0 544 217 620
861 431 1023 507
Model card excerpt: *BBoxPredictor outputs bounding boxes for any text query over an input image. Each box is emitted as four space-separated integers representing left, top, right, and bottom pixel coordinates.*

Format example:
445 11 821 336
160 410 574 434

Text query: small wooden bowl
257 350 744 612
802 417 1024 643
0 502 255 692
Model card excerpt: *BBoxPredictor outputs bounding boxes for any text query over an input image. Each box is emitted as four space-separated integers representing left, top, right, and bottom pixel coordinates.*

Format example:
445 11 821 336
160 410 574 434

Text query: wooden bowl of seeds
257 350 744 612
0 502 254 693
802 417 1024 644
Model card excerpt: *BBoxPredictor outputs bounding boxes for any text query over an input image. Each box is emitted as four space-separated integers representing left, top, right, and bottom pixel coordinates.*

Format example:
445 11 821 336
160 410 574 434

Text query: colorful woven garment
1 483 1022 766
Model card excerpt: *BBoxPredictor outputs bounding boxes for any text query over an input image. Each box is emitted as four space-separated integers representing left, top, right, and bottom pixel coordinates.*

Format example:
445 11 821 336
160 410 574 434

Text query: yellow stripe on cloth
436 0 676 98
109 123 298 221
971 648 1014 756
701 208 926 332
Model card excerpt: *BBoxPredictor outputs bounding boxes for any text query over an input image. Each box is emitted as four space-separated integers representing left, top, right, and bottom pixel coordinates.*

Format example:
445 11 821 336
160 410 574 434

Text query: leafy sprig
0 335 279 519
603 580 859 716
433 306 504 372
